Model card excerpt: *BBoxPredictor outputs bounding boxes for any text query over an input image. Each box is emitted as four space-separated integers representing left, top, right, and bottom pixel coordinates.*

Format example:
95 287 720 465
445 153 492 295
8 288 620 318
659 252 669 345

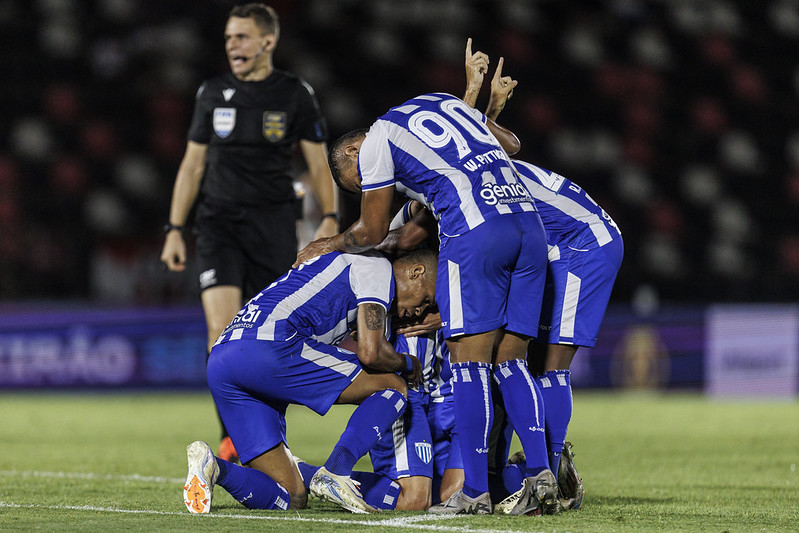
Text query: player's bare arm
300 139 339 239
463 37 489 108
294 186 395 267
356 303 422 386
485 57 518 121
375 205 436 258
160 141 208 271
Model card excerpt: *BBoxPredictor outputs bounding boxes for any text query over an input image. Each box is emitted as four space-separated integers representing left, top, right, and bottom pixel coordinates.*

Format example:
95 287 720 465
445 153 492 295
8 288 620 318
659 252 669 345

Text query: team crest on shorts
263 112 287 142
213 108 236 138
414 442 432 464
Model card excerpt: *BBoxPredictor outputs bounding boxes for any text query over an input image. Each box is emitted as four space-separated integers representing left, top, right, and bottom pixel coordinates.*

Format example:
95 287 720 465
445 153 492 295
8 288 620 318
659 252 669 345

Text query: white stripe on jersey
382 121 486 232
256 256 349 340
393 104 420 114
447 260 464 333
300 341 358 377
514 160 618 247
560 272 582 339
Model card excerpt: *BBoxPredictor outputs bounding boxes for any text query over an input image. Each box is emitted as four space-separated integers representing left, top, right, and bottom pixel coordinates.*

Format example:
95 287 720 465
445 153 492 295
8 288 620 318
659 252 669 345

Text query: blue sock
295 461 400 510
215 458 290 510
493 359 549 477
324 389 406 476
295 460 319 491
351 470 402 510
501 462 525 494
451 361 493 498
535 369 572 474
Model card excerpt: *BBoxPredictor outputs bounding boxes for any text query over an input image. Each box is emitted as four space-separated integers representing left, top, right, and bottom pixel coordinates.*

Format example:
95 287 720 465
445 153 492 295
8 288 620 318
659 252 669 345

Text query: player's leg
303 363 407 513
296 459 403 511
438 331 496 511
370 389 434 510
430 216 528 514
185 342 301 513
492 212 559 515
200 284 243 462
195 202 248 462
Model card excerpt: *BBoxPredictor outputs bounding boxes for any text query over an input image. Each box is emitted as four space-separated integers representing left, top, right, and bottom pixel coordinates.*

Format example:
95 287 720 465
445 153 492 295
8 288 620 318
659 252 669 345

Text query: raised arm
463 37 489 108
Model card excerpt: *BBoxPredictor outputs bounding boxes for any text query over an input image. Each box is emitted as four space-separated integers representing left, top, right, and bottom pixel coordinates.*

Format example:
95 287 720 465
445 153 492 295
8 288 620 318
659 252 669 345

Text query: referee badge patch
414 442 432 464
213 108 236 138
263 111 287 142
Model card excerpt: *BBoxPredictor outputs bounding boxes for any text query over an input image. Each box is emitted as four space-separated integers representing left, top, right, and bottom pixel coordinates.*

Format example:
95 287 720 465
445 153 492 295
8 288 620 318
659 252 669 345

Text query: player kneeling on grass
183 249 438 514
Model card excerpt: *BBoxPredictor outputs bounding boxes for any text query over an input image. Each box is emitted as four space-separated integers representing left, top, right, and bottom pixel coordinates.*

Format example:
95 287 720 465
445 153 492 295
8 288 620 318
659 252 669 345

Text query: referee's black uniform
187 70 328 299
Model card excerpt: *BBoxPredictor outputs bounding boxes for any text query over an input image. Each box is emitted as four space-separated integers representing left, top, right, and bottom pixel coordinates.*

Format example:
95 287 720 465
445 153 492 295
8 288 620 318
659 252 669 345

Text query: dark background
2 0 798 308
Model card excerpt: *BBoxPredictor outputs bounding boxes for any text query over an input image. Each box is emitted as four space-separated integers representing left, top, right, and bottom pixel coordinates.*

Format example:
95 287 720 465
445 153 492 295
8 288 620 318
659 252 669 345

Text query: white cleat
309 466 378 514
427 489 492 515
495 469 560 516
183 440 220 514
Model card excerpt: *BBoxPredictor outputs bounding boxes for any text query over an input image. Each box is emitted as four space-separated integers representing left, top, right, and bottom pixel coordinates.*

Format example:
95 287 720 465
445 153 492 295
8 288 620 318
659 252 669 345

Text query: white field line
0 471 541 533
0 470 184 483
0 502 540 533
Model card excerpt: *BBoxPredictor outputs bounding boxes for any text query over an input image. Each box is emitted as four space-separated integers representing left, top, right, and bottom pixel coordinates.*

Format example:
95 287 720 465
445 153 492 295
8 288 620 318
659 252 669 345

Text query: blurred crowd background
2 0 799 309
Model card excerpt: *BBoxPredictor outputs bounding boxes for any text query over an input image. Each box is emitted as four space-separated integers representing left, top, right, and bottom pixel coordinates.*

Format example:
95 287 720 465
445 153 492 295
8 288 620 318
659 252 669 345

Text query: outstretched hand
464 37 489 107
486 57 518 120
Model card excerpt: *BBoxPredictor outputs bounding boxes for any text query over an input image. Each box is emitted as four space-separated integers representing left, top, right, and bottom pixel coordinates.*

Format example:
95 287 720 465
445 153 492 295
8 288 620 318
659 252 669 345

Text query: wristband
163 223 184 234
321 213 341 223
403 354 414 374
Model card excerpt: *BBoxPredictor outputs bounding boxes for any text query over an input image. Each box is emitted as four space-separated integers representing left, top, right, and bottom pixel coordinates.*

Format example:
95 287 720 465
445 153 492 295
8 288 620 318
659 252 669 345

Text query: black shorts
194 199 297 300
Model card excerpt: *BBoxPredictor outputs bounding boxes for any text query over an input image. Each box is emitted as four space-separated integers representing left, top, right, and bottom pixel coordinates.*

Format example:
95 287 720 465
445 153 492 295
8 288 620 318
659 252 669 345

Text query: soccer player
294 64 559 515
160 3 338 463
182 249 436 514
461 42 624 512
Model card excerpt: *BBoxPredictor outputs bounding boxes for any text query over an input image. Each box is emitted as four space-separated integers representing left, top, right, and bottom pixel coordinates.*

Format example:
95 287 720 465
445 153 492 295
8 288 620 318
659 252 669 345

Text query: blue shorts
437 212 548 338
428 398 461 478
207 337 362 464
536 237 624 347
371 389 434 479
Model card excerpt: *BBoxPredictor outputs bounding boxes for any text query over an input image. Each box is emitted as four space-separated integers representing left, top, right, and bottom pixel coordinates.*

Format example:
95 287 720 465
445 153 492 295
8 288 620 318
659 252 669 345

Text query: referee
160 3 338 463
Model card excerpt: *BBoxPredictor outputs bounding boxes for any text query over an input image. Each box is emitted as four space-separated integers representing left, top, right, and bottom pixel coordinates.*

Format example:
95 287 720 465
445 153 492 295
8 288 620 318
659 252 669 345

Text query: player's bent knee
288 490 307 510
395 477 432 510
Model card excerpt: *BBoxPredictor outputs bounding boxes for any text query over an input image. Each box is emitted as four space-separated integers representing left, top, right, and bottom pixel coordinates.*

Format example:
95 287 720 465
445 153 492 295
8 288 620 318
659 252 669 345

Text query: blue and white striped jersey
359 93 537 238
513 160 622 252
214 251 394 346
393 329 452 401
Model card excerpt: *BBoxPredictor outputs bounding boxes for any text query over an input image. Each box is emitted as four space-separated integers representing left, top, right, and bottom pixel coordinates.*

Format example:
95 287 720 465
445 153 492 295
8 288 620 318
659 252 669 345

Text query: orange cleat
217 436 239 464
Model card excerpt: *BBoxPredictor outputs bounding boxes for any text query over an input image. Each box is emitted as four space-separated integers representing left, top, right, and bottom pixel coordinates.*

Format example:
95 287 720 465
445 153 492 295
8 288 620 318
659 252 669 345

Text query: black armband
163 223 184 234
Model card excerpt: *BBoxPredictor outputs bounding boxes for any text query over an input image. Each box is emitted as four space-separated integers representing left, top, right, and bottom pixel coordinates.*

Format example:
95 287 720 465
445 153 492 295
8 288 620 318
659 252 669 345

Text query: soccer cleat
216 436 239 464
496 469 560 516
558 441 585 510
508 450 526 465
183 440 220 514
427 489 492 515
309 466 378 514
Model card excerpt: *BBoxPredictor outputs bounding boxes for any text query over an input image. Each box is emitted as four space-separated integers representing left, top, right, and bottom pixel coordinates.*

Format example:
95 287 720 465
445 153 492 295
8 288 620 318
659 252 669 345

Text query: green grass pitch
0 391 796 532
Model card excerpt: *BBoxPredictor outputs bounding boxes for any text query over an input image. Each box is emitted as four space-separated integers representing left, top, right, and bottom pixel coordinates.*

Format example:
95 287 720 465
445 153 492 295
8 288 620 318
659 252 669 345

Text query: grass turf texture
0 391 796 532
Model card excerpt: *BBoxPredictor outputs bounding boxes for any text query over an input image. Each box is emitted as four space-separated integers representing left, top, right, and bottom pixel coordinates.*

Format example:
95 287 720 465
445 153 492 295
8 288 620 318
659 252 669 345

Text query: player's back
513 160 621 250
214 251 394 346
359 93 537 238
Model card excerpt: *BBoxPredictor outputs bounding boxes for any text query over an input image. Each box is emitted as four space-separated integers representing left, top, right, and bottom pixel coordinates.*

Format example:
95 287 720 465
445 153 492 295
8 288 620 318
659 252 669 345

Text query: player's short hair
329 128 368 192
394 248 439 275
229 3 280 39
